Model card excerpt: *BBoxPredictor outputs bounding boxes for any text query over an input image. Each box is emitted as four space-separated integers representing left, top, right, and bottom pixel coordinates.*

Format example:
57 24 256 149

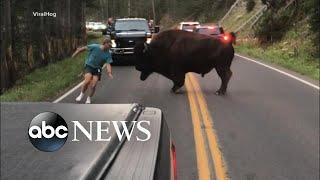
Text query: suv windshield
115 20 150 32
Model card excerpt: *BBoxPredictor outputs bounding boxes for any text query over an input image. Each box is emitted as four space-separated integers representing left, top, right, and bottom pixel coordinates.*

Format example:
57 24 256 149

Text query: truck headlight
146 38 152 44
111 40 116 48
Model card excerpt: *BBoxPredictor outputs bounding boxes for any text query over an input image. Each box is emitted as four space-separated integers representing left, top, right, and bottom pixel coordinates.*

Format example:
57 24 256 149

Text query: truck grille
115 37 146 48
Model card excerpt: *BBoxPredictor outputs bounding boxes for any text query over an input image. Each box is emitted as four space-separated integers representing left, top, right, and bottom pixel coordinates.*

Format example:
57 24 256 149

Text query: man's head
107 17 113 25
102 36 112 50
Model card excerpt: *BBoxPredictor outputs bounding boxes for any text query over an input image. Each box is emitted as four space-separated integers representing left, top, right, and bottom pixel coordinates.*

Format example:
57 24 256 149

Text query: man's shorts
84 65 102 80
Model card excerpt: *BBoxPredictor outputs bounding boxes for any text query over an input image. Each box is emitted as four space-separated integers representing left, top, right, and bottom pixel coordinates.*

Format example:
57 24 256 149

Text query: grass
233 19 320 80
235 42 320 80
0 32 104 102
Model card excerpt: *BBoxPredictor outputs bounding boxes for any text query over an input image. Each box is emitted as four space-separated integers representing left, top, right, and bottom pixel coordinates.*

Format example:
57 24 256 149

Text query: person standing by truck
106 17 114 34
102 17 114 35
71 37 113 104
148 19 154 28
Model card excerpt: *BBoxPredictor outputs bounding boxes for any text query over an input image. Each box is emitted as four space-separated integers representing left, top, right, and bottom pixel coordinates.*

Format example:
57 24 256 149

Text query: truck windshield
197 28 221 35
115 20 150 32
182 24 199 31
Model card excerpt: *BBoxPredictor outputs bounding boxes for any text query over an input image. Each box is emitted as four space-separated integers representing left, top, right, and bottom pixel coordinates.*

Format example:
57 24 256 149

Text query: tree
0 0 87 92
1 0 14 92
246 0 256 12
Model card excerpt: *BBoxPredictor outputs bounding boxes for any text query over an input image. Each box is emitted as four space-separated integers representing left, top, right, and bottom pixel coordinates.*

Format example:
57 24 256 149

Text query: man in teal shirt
72 38 113 104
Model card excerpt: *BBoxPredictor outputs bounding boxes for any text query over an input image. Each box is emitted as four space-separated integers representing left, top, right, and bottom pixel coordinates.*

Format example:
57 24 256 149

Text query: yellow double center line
185 73 227 180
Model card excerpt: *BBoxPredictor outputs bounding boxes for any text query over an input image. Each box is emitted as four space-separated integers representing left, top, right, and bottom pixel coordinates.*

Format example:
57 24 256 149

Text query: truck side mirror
154 26 160 33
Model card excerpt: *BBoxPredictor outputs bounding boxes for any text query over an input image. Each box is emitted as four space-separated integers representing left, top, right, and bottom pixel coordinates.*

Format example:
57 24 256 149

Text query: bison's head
134 42 153 81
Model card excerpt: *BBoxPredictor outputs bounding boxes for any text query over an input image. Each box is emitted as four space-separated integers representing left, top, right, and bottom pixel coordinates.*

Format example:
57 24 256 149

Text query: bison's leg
215 68 233 95
171 73 185 93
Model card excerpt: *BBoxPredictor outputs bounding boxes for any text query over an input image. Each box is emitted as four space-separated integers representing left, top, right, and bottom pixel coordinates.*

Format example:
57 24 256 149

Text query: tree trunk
151 0 156 22
1 0 13 93
128 0 131 16
82 0 87 43
105 0 110 18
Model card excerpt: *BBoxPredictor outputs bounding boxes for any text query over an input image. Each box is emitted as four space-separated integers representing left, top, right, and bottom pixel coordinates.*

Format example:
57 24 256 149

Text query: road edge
52 81 83 103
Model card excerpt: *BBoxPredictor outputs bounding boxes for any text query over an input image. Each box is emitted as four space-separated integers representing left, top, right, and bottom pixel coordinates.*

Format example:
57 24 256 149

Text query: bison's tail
230 32 236 45
222 32 236 45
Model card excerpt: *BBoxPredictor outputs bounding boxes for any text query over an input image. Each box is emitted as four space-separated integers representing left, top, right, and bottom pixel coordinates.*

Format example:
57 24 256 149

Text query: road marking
189 74 228 180
52 81 83 103
236 54 320 90
185 76 211 180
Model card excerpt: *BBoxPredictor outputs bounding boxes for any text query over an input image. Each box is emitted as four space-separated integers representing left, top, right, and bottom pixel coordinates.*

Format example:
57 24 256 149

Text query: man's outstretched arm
72 46 87 58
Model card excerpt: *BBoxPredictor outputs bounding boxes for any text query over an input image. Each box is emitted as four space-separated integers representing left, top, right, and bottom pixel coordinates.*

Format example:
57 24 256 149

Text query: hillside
219 0 319 80
220 0 265 34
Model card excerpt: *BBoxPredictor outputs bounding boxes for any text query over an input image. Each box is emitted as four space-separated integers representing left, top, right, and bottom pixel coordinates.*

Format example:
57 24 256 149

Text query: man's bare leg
85 75 99 104
76 73 92 102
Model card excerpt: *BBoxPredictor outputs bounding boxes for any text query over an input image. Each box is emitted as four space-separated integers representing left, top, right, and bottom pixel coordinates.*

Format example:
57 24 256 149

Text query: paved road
59 55 319 180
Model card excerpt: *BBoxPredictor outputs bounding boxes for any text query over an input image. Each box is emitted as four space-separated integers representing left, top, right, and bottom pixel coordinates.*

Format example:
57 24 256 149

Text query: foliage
261 0 287 10
256 0 319 56
1 0 87 93
246 0 256 12
255 0 299 43
85 0 235 24
303 0 320 57
254 10 293 43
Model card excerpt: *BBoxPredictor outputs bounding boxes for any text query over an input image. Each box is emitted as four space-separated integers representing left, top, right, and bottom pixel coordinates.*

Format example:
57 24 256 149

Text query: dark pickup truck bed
1 103 174 180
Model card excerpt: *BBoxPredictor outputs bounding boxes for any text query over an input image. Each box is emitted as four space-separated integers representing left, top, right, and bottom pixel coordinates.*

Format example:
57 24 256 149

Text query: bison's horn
143 43 149 53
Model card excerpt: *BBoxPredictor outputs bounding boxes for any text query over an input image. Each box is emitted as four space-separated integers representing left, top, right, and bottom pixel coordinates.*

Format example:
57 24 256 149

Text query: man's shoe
85 97 91 104
75 93 84 102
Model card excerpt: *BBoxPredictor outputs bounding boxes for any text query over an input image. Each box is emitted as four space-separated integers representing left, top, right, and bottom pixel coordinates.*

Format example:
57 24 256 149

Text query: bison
134 29 235 95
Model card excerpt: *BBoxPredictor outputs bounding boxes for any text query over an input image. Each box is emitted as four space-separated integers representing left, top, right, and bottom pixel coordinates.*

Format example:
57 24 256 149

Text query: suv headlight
111 40 116 48
146 38 152 44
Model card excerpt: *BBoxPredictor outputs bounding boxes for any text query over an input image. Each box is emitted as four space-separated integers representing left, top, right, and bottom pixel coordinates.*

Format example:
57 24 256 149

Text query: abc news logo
28 112 151 152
